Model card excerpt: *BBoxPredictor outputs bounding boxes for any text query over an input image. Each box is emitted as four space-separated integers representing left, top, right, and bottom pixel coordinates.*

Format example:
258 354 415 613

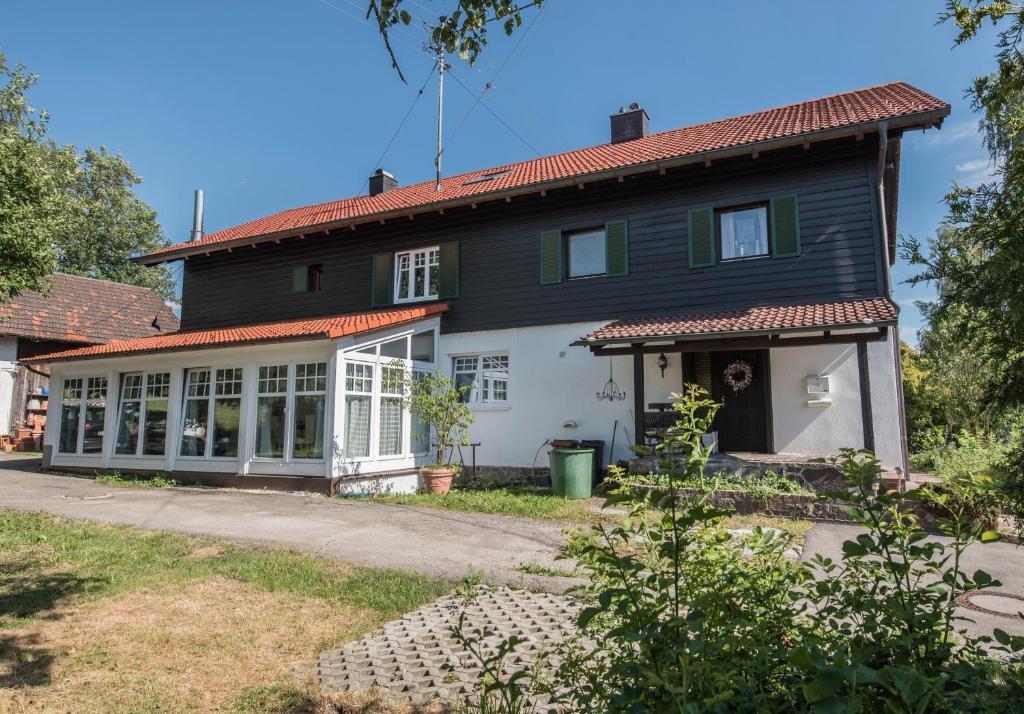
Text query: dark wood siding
180 137 883 334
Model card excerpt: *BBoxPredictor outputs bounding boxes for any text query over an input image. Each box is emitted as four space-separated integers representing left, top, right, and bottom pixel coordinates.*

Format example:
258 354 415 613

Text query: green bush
458 386 1024 712
625 466 809 499
910 427 1015 479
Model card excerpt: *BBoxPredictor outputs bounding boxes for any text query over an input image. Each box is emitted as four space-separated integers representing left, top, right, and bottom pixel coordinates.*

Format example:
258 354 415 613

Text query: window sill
469 403 511 412
393 295 441 305
720 255 770 263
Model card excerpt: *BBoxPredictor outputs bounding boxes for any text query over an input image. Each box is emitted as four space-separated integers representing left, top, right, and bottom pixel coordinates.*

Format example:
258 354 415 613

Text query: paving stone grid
314 586 581 710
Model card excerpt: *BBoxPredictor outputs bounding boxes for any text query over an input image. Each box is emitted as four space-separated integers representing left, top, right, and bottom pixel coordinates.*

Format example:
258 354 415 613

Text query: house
1 273 178 450
29 82 950 493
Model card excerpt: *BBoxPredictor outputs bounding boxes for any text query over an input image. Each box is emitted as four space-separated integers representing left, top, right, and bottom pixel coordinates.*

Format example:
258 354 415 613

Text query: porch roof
24 303 448 363
575 297 898 346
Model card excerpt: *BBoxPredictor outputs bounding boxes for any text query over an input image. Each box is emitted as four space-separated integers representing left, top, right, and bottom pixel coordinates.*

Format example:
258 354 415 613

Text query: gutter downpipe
876 120 911 478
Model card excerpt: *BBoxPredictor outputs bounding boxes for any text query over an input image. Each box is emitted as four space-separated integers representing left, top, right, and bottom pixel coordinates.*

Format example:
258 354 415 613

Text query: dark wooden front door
711 350 770 453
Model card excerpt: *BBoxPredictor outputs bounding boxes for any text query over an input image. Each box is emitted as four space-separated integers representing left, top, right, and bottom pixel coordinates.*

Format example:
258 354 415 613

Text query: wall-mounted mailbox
806 375 830 394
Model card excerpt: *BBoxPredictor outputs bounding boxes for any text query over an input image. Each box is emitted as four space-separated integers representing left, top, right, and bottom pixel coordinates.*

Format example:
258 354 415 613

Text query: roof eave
137 106 950 266
571 318 899 347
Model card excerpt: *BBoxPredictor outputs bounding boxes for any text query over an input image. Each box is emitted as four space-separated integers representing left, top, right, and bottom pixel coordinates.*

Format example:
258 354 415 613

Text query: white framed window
58 376 108 455
567 228 607 278
394 246 440 303
115 372 170 457
254 365 288 459
344 362 373 458
452 353 510 406
251 362 328 462
378 365 405 456
292 362 327 460
179 367 243 459
719 204 769 260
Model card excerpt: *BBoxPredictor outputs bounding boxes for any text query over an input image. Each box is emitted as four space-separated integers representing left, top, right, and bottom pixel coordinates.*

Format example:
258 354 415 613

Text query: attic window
462 169 511 186
292 264 323 293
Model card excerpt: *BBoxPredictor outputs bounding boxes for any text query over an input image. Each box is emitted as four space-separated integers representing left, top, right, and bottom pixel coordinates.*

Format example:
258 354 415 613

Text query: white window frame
178 366 244 460
114 371 171 458
249 362 329 463
339 331 437 462
566 227 608 279
719 204 770 261
57 375 109 456
451 352 511 409
393 246 440 303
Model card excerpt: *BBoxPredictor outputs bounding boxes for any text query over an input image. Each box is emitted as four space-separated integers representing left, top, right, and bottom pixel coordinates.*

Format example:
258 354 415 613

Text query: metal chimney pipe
189 189 205 242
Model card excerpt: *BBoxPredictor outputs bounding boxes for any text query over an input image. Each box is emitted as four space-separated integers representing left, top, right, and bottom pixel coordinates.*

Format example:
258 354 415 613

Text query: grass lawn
353 487 813 539
0 509 448 713
350 486 604 524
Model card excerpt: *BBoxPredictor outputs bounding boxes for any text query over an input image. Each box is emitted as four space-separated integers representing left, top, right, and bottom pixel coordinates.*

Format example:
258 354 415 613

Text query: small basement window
292 264 323 293
567 228 606 278
719 205 769 260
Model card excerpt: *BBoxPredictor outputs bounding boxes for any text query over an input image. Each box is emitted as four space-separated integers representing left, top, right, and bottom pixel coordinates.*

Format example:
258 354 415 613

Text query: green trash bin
549 448 594 500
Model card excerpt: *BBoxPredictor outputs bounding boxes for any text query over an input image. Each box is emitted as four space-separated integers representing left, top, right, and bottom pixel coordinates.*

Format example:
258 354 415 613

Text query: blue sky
3 1 1001 343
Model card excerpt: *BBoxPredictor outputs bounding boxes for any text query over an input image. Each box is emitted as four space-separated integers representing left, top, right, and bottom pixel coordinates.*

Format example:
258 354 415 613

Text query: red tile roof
0 273 179 345
141 82 949 264
25 304 448 362
578 298 898 343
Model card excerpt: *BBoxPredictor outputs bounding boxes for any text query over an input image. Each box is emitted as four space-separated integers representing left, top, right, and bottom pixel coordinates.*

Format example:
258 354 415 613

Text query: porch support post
632 346 645 448
857 341 875 452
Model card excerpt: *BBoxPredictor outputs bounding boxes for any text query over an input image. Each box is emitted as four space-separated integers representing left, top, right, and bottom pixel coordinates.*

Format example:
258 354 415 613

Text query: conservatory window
344 363 373 458
180 367 242 459
378 365 405 456
58 376 107 455
115 372 170 457
255 365 287 459
292 362 327 460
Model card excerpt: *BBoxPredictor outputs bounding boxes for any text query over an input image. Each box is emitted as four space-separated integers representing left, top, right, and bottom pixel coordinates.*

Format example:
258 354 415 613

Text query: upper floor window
394 247 439 303
567 228 607 278
719 205 769 260
293 264 323 293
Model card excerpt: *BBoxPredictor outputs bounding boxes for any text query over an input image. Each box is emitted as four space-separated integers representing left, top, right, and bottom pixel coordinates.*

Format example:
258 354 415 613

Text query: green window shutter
771 195 801 257
605 220 629 277
540 230 562 284
292 266 308 293
437 241 460 298
688 208 715 268
370 252 393 307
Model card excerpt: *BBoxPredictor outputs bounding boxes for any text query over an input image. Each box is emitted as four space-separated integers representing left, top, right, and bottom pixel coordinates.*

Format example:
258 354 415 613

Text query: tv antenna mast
426 37 449 193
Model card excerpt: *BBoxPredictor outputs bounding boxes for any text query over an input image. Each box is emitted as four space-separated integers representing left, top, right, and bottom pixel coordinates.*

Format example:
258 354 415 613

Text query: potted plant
401 366 474 494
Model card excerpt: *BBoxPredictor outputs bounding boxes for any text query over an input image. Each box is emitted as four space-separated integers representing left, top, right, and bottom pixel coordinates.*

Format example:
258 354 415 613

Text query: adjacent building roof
0 273 179 345
25 303 448 363
576 297 898 344
140 82 949 264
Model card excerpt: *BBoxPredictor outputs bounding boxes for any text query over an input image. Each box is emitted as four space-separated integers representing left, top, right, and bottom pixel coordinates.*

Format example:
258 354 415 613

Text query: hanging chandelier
596 360 627 402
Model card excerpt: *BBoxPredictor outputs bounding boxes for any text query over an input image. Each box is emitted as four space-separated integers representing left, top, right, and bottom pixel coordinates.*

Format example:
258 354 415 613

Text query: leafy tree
903 3 1024 415
0 52 175 304
57 147 176 301
369 0 542 81
0 53 75 302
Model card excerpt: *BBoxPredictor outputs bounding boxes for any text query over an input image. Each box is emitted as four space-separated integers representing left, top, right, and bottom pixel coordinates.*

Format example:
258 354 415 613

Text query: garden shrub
459 386 1024 712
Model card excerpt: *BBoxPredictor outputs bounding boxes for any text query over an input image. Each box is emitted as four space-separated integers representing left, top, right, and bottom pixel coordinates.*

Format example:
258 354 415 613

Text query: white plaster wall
440 323 670 469
769 336 901 469
0 336 17 436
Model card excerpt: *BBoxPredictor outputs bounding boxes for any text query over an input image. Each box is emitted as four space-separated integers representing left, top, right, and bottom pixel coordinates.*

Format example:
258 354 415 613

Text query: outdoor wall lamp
658 353 668 378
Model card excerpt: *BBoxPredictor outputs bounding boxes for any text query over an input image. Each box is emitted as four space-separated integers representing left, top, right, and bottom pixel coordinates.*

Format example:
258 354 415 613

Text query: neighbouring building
30 83 950 493
1 273 178 450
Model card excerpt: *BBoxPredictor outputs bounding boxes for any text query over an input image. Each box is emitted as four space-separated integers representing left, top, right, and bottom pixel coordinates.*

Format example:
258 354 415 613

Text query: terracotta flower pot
421 467 455 495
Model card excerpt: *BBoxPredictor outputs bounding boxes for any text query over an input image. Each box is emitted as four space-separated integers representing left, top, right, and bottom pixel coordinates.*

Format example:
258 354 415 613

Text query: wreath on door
723 359 753 392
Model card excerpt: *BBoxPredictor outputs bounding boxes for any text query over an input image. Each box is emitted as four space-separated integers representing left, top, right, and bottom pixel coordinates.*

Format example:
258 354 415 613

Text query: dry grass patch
1 578 377 712
0 510 449 713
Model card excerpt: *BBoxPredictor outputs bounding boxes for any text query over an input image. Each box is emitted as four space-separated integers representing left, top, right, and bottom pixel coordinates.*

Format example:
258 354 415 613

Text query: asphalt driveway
0 456 574 591
803 522 1024 640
